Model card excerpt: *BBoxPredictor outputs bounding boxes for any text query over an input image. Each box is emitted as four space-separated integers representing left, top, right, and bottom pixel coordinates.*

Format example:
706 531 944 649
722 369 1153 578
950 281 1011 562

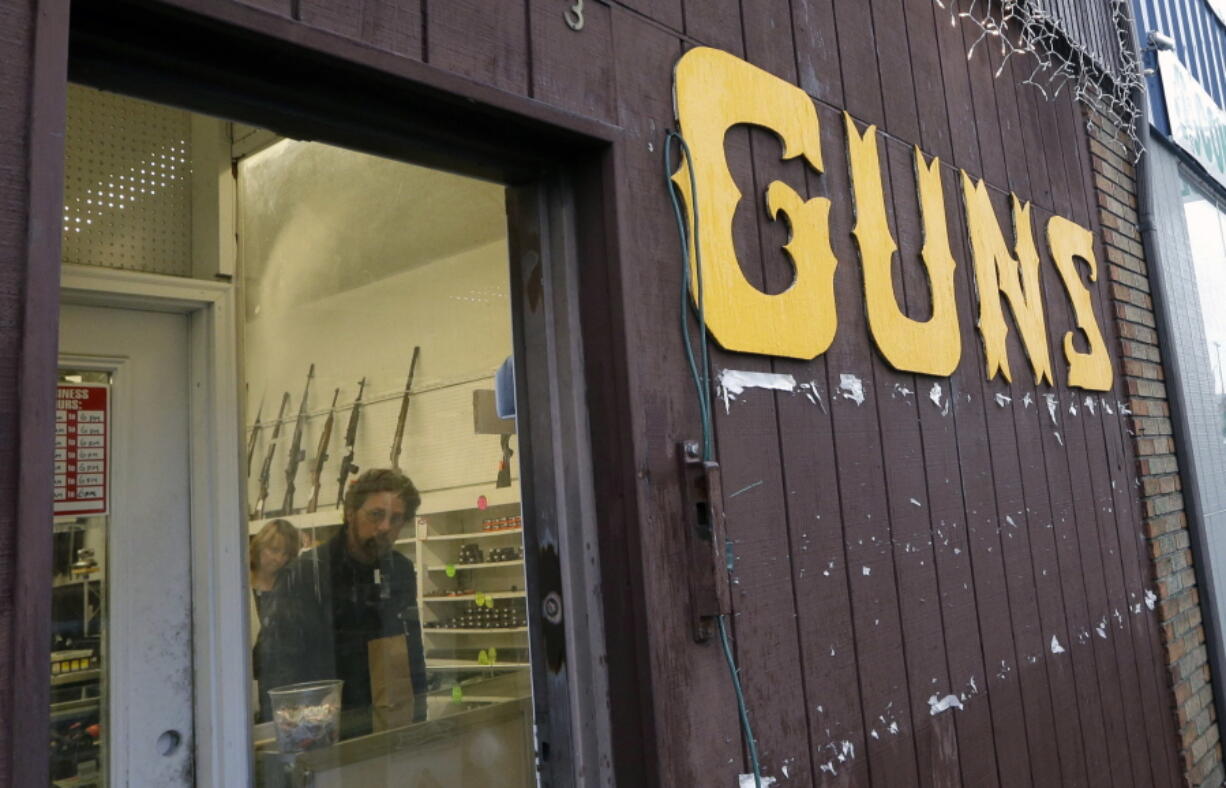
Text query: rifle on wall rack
306 388 340 513
335 378 366 509
253 392 290 519
389 346 421 474
281 364 315 515
246 395 264 480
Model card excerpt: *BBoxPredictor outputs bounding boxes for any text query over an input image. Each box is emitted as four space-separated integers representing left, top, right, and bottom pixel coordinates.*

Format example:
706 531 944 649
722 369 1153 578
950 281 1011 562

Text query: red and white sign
54 383 109 516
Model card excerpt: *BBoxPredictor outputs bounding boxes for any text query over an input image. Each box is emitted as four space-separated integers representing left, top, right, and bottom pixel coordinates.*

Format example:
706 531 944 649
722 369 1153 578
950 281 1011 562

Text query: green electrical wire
664 130 762 788
663 131 713 462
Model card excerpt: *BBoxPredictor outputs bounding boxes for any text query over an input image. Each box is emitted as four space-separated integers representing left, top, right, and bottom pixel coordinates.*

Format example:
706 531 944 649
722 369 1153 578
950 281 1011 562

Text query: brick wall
1085 110 1224 787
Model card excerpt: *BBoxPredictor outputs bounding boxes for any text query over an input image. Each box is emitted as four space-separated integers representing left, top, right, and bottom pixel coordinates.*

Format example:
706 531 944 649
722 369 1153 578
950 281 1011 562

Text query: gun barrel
281 364 315 515
390 347 421 472
254 391 291 518
335 378 366 508
306 388 341 513
246 397 264 478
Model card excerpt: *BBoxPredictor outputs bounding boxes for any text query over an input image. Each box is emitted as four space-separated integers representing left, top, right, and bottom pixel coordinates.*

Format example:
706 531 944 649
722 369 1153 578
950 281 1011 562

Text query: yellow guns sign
671 47 1112 391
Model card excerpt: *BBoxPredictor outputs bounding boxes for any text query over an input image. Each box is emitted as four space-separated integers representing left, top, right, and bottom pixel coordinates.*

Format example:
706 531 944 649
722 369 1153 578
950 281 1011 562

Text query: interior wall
238 139 516 511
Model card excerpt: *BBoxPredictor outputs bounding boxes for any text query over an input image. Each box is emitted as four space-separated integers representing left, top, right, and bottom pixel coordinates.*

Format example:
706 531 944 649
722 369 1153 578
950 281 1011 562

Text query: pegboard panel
62 85 193 276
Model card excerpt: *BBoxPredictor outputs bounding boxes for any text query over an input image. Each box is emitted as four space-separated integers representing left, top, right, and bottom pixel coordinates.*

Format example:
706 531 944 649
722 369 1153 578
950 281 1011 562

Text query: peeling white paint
928 694 964 715
995 393 1012 407
1044 393 1059 425
929 382 944 408
1054 431 1064 446
1084 396 1097 415
840 374 865 406
1118 400 1132 415
893 383 913 399
738 775 777 788
1096 620 1108 639
1145 590 1157 610
910 498 923 507
1069 400 1078 416
1102 397 1115 415
862 566 872 576
1023 392 1034 408
870 729 879 739
888 721 899 735
719 369 798 413
1051 636 1066 654
1005 515 1018 528
799 380 827 412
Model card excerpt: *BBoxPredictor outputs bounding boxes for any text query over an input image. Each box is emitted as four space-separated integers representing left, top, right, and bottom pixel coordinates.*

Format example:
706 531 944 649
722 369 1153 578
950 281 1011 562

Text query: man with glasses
257 468 427 736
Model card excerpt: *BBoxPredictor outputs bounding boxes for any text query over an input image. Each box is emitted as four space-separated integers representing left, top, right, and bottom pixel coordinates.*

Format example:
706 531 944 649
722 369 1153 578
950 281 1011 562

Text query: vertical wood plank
298 0 422 58
831 0 884 127
869 0 920 143
608 10 741 786
1002 41 1092 787
957 5 1007 187
960 193 1063 784
719 8 821 781
929 0 982 176
528 0 616 124
618 0 684 32
4 3 67 788
1029 148 1137 784
816 103 920 786
942 189 1034 788
881 137 963 788
681 0 743 55
790 0 843 106
426 0 530 94
984 35 1031 203
901 0 953 163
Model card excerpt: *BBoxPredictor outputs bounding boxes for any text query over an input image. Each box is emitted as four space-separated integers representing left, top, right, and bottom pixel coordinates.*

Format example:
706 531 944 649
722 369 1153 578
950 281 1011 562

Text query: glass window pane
240 140 534 786
50 370 111 787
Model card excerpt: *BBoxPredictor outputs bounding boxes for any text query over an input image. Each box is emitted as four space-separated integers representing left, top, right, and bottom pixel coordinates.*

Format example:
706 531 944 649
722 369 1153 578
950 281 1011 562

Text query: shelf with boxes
416 499 528 690
246 486 529 697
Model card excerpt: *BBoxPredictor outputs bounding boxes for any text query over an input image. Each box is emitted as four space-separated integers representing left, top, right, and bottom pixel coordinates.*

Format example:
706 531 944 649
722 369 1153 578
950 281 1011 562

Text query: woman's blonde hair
249 518 301 573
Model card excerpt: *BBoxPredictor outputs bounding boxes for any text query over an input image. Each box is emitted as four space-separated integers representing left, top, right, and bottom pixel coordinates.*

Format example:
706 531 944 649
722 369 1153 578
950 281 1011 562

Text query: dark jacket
256 529 427 735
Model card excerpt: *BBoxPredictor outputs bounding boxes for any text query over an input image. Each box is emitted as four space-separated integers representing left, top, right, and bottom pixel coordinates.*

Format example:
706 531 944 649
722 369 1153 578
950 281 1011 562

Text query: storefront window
1184 177 1226 436
239 140 533 785
49 371 110 787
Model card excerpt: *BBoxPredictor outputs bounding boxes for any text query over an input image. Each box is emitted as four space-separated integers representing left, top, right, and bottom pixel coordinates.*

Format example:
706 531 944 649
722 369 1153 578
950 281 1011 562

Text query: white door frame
60 262 250 787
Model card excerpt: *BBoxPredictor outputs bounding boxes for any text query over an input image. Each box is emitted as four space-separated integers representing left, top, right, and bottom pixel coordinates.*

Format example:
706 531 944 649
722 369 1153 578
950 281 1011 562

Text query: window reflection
241 140 534 787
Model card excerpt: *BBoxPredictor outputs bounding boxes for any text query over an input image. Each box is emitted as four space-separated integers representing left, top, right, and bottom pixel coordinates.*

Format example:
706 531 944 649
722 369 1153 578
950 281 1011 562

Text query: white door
59 302 194 786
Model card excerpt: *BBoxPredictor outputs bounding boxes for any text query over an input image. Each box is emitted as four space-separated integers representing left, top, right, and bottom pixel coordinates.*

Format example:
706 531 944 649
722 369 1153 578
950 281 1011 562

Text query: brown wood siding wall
2 1 67 786
0 0 1191 785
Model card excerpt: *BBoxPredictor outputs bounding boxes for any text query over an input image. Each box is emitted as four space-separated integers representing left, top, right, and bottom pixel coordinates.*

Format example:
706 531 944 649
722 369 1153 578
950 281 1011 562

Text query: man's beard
361 535 393 560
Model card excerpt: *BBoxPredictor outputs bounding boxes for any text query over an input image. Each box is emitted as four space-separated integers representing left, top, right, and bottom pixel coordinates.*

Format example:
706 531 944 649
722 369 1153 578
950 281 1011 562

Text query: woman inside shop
250 518 301 719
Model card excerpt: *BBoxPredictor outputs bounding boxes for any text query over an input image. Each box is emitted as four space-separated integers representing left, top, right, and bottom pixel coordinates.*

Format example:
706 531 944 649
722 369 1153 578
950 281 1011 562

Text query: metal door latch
678 441 731 643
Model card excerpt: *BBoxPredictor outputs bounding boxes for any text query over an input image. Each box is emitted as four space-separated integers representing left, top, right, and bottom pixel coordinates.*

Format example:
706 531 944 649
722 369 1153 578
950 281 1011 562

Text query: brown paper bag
368 635 415 731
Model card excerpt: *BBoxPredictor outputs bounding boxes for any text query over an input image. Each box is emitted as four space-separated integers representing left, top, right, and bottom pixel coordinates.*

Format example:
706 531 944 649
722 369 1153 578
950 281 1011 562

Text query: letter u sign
671 47 1113 392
